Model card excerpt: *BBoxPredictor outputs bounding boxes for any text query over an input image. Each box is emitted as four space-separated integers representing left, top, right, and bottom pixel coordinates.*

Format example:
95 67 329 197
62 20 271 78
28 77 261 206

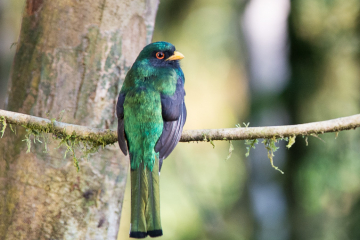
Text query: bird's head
135 41 184 69
124 42 184 91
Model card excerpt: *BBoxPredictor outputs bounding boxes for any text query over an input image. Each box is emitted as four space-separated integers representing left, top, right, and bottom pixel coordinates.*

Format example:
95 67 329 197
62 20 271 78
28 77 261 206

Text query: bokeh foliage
287 0 360 239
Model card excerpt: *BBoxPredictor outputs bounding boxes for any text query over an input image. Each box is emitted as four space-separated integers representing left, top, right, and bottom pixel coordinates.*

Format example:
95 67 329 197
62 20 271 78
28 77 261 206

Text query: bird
116 41 186 238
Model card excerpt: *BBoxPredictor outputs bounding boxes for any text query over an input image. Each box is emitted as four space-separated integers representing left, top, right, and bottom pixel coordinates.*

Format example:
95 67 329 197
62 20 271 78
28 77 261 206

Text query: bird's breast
123 87 163 124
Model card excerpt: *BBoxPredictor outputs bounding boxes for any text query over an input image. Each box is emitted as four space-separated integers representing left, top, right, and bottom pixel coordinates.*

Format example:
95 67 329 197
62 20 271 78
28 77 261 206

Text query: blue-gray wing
155 77 186 170
116 93 128 155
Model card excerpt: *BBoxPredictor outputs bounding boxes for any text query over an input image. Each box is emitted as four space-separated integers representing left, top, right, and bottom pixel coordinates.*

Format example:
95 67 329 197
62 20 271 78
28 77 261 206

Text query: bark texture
0 0 159 239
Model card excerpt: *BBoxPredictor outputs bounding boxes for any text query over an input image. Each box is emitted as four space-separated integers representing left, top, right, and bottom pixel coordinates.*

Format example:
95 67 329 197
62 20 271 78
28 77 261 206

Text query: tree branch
0 109 117 146
1 109 359 144
181 115 360 141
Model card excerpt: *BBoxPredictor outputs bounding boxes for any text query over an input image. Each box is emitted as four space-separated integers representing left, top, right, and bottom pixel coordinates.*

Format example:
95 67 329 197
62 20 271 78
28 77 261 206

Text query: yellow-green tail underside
130 156 162 238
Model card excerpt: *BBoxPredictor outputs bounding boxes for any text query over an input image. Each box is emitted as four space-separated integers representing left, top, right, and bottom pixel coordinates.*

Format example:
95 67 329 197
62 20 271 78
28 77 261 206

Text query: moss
209 138 215 148
9 124 15 134
245 136 287 174
0 116 6 138
225 141 234 161
286 135 296 149
244 139 258 157
202 134 207 141
1 116 117 172
263 138 284 174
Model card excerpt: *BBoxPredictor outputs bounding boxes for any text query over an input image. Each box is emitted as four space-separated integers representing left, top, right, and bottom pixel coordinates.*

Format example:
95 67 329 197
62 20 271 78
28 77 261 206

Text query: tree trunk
0 0 159 239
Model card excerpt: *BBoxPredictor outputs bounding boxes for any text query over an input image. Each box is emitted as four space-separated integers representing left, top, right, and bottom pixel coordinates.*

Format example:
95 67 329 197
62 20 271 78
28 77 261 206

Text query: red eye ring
156 52 165 59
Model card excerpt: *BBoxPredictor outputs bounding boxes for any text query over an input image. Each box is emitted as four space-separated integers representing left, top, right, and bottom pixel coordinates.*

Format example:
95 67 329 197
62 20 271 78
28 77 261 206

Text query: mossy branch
182 115 360 142
0 109 116 145
0 109 116 171
1 109 360 144
2 109 359 173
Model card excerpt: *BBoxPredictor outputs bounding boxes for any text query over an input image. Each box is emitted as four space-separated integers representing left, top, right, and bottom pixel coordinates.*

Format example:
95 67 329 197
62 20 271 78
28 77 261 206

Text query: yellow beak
166 51 185 61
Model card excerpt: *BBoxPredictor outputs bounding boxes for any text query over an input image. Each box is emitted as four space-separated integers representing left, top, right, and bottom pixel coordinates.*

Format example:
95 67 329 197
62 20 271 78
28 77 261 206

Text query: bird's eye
156 52 165 59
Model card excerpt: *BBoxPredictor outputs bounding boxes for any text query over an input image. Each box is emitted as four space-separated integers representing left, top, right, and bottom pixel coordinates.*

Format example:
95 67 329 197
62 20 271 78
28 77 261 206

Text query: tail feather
130 163 148 238
130 157 163 239
146 156 162 237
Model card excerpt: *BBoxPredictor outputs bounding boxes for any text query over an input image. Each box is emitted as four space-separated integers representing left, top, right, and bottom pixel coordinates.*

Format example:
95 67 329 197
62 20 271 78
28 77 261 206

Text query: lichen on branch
1 109 360 144
1 109 360 173
0 109 117 171
0 109 117 144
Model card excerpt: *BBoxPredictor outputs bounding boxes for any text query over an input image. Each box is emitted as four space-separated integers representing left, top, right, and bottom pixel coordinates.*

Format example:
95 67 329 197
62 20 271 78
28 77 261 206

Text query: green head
122 42 184 94
135 41 184 69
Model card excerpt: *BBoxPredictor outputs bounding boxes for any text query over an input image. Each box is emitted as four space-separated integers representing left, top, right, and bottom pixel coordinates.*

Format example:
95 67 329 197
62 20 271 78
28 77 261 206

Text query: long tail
130 157 162 238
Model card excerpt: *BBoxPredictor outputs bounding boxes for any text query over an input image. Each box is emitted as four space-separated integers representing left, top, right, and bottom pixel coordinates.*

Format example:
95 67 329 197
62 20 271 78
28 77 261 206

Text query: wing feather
116 93 128 155
155 77 186 170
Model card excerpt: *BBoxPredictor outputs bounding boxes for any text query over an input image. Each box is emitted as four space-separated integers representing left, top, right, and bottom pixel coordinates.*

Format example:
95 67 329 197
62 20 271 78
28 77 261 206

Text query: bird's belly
123 88 163 169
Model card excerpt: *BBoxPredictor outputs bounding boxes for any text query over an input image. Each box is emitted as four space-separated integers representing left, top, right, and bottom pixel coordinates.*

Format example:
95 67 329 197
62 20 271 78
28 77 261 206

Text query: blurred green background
1 0 360 239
